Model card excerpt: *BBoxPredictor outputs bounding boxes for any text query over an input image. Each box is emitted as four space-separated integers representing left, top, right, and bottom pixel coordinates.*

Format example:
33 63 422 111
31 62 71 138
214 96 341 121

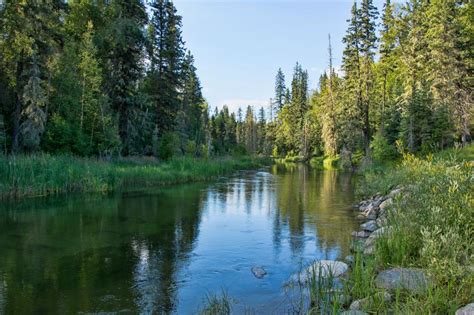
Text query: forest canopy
0 0 472 161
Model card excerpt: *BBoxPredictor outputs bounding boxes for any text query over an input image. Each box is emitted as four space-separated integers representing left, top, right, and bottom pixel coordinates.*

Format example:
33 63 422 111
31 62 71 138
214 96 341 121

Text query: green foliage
370 131 398 161
351 146 474 313
0 154 271 199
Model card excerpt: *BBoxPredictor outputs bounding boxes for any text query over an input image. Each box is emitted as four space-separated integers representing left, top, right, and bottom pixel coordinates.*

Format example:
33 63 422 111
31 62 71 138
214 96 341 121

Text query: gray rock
340 311 368 315
376 215 388 227
251 266 267 279
360 220 378 232
387 188 403 199
344 255 355 266
364 206 378 220
379 198 393 210
291 260 348 283
363 227 393 255
455 303 474 315
352 230 371 238
375 268 430 293
349 292 392 310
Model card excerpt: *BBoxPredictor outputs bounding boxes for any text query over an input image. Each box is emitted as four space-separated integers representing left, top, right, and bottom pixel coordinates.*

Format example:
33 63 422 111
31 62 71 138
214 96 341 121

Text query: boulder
360 220 378 232
387 188 403 199
455 303 474 315
291 260 348 283
376 215 388 227
379 198 393 210
364 206 378 220
365 227 393 248
251 266 267 279
352 231 371 238
349 292 392 310
375 268 430 293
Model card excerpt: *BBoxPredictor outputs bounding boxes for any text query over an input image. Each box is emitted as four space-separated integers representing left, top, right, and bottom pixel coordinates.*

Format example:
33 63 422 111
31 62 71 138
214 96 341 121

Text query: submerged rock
360 220 378 232
455 303 474 315
251 266 267 279
375 268 430 293
291 260 348 283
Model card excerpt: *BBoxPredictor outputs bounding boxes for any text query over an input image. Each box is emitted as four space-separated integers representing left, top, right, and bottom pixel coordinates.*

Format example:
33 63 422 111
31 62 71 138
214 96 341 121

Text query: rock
455 303 474 315
360 220 378 232
387 188 402 199
344 255 355 266
379 198 393 210
376 215 388 227
349 292 392 311
363 227 392 255
291 260 348 283
356 214 366 220
375 268 430 293
251 266 267 279
340 311 368 315
364 208 378 220
352 230 371 238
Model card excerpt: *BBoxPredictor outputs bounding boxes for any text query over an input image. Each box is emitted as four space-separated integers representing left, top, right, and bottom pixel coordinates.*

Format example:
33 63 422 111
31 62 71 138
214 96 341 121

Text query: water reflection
0 164 358 313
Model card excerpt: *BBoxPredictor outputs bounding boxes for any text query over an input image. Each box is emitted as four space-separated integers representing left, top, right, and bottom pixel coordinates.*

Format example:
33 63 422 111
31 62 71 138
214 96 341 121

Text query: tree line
270 0 472 163
0 0 472 161
0 0 208 157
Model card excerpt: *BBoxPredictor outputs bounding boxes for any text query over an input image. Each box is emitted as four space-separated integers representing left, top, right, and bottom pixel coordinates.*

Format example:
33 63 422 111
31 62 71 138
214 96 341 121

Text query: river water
0 164 358 314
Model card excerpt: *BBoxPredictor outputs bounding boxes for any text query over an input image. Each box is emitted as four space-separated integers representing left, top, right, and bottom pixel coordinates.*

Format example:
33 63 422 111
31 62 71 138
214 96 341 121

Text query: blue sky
173 0 387 114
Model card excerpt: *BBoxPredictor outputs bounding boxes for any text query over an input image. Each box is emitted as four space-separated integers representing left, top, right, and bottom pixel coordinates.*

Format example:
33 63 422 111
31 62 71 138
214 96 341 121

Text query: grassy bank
345 145 473 313
0 154 271 199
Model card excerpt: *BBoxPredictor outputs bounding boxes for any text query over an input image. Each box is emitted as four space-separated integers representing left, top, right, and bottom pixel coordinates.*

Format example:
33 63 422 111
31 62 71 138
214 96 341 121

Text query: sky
173 0 387 114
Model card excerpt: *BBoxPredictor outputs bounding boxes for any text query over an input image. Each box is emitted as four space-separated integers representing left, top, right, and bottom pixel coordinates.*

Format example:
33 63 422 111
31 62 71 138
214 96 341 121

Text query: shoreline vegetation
199 145 473 314
0 154 271 199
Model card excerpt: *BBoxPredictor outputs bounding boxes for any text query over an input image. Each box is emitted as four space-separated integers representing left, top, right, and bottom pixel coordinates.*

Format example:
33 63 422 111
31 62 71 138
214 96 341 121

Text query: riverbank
0 154 271 199
341 145 473 314
197 145 473 314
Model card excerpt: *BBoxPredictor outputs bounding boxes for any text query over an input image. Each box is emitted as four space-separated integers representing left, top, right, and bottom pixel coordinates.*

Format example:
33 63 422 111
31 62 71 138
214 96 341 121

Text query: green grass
345 144 474 314
0 154 271 199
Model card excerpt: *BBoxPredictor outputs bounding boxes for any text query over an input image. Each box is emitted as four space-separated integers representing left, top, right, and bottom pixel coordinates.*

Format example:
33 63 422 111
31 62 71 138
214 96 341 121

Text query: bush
370 132 398 161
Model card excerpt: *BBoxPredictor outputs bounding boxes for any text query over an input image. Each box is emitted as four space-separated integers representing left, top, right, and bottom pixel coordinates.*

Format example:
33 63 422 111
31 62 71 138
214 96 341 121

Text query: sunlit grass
0 154 271 199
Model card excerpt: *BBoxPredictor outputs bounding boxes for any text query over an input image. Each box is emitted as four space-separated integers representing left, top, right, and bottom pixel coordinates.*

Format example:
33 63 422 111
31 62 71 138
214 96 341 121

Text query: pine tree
341 2 363 154
320 34 339 157
274 68 286 112
146 0 185 141
101 0 147 155
426 0 470 147
359 0 378 154
20 56 47 152
378 0 396 135
178 51 205 154
244 106 257 154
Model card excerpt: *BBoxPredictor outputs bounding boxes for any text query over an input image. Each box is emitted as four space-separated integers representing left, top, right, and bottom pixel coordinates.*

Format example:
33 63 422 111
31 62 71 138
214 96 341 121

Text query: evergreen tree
359 0 378 154
146 0 185 140
100 0 147 155
20 56 47 152
341 2 363 154
274 68 286 112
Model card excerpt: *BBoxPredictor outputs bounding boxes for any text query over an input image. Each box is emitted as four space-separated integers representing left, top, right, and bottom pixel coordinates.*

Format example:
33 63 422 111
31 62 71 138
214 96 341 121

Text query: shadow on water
0 164 358 314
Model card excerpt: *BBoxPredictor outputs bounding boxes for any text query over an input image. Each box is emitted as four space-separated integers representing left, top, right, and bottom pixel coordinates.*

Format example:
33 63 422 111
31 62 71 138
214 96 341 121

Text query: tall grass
347 144 473 313
0 154 271 199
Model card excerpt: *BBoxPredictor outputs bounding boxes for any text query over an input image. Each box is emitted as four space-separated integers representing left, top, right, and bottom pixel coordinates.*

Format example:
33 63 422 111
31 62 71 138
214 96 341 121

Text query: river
0 164 359 314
